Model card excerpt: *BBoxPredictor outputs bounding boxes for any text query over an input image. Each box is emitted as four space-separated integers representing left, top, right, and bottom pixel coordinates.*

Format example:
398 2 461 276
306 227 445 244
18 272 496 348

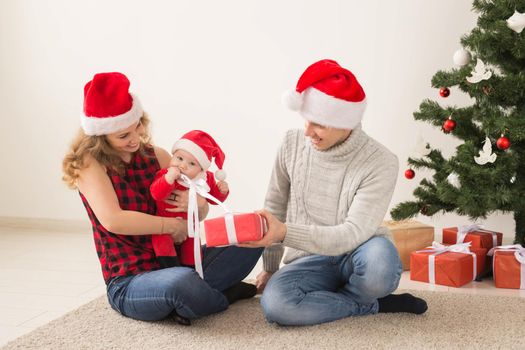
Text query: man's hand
255 270 274 294
238 209 286 248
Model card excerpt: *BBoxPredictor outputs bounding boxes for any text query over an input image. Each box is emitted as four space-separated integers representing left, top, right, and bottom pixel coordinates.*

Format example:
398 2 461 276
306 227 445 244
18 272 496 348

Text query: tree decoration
447 172 461 189
411 135 431 158
442 116 456 133
439 87 450 97
506 10 525 33
466 59 492 83
496 135 510 150
453 48 471 66
474 136 497 165
405 169 415 179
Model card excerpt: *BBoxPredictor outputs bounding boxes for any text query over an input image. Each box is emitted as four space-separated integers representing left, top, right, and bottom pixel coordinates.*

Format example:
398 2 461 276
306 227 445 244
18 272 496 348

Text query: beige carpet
2 290 524 350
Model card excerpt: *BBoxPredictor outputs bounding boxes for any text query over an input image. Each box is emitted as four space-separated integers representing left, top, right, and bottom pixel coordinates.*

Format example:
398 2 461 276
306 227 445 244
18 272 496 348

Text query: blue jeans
260 236 402 326
107 246 263 321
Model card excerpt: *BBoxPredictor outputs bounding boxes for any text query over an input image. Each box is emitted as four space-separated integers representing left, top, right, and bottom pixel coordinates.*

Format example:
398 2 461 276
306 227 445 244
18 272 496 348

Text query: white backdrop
0 0 516 237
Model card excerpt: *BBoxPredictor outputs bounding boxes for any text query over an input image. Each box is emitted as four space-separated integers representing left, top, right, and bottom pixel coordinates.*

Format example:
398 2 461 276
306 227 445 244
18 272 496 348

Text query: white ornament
507 10 525 33
474 136 497 165
453 48 471 66
447 172 461 189
411 135 431 158
466 59 492 83
510 175 516 184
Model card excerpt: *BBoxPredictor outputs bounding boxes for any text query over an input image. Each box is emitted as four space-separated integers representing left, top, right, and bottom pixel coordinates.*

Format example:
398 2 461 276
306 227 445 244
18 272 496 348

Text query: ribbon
488 245 525 289
417 241 477 284
456 224 499 248
179 174 232 278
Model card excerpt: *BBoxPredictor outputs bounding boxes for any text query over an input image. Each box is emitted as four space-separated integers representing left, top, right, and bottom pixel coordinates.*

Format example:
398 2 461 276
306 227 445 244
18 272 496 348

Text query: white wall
0 0 516 237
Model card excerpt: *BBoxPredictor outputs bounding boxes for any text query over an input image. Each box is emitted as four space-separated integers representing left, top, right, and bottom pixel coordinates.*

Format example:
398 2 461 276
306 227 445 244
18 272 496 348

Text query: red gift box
410 243 487 288
204 212 267 247
489 246 525 289
442 226 502 250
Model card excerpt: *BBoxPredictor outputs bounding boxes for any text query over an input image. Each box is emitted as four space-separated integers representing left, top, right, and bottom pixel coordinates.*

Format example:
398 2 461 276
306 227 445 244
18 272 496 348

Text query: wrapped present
383 220 434 270
442 224 502 250
488 245 525 289
204 212 267 247
410 242 487 288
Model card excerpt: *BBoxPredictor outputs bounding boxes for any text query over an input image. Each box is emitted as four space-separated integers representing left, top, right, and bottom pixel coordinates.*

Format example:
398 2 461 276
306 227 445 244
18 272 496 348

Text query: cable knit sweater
263 124 399 272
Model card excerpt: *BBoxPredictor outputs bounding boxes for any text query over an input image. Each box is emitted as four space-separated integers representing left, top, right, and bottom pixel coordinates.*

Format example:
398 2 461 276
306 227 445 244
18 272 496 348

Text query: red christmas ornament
405 169 415 179
496 135 510 150
439 87 450 97
442 118 456 133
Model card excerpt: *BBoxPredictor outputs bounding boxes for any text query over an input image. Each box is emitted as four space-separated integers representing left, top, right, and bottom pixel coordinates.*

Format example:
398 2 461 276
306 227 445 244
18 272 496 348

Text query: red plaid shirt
80 146 162 284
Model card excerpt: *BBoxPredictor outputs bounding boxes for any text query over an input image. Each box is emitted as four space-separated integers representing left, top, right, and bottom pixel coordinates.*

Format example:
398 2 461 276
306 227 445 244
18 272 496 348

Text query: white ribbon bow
179 174 232 278
456 224 499 248
488 245 525 289
417 241 477 285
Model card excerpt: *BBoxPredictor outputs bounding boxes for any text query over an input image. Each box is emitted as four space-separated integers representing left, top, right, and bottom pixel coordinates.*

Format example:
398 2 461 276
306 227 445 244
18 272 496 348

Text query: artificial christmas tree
391 1 525 246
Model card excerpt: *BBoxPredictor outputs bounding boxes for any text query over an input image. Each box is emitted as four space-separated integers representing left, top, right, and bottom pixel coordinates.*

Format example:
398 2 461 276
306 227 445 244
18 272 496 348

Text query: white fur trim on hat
282 89 303 111
81 94 143 136
171 139 211 170
299 88 367 130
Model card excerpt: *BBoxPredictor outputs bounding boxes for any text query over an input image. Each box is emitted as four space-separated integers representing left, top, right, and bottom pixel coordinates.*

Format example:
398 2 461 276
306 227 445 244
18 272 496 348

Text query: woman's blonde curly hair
62 114 152 189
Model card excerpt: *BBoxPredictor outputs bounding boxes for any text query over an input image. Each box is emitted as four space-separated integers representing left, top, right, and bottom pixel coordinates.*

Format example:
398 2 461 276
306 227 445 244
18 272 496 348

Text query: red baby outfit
150 168 229 267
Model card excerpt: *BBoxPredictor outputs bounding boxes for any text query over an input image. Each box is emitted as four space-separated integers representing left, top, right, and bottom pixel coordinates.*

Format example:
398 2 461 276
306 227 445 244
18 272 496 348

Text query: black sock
157 256 181 269
170 310 191 326
377 293 428 314
222 282 257 304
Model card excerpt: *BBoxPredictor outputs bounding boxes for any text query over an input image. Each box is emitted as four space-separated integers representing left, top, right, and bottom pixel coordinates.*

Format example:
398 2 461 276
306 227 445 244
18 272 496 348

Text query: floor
0 225 524 347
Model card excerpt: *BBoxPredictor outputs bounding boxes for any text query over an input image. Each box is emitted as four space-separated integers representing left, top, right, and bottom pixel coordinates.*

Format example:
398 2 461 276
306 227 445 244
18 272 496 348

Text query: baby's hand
165 167 181 184
217 181 229 194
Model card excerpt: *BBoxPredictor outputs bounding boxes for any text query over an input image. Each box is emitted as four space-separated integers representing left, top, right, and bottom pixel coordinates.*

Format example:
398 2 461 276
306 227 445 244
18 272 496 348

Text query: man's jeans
261 236 402 326
107 246 263 321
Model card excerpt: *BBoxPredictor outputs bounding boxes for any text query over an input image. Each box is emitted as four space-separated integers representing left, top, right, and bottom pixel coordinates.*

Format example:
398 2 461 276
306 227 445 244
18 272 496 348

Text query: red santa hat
282 59 366 130
171 130 227 181
81 72 143 136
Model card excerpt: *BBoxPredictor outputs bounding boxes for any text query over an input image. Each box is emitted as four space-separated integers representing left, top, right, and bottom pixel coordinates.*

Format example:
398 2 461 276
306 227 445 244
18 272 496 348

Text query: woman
62 72 262 325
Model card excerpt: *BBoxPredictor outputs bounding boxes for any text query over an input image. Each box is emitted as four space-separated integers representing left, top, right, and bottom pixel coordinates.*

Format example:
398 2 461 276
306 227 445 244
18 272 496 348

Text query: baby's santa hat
282 59 366 130
81 72 143 136
172 130 227 181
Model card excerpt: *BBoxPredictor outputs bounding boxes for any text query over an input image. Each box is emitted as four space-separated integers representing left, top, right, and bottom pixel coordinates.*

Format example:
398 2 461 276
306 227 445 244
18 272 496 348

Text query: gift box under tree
410 242 487 288
383 220 434 270
488 245 525 290
204 212 267 247
442 224 503 250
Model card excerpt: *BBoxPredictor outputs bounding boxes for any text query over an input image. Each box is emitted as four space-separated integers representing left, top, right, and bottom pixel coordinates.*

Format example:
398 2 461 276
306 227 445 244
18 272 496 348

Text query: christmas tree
390 0 525 246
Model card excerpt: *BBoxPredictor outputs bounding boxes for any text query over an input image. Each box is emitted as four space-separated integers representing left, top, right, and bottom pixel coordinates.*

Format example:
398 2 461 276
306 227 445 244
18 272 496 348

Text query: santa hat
282 59 366 129
81 72 143 136
171 130 227 181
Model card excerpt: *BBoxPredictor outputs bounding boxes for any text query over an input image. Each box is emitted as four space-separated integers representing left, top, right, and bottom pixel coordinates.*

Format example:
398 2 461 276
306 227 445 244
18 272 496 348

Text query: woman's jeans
107 246 263 321
261 236 402 326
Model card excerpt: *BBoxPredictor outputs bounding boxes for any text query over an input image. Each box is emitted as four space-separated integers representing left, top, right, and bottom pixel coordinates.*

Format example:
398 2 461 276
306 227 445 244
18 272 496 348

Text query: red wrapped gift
204 212 267 247
488 245 525 289
410 242 487 288
442 224 502 250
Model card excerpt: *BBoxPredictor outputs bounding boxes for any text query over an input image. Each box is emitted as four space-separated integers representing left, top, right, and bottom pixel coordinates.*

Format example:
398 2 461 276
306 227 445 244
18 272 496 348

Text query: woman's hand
164 217 188 244
238 210 287 248
255 270 274 294
164 190 209 219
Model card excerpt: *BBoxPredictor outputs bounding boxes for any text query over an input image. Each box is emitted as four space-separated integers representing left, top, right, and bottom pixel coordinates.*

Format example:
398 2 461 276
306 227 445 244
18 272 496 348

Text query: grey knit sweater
263 124 399 272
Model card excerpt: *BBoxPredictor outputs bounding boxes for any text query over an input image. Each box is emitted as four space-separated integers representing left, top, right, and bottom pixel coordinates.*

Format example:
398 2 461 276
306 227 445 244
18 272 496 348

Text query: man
241 59 427 326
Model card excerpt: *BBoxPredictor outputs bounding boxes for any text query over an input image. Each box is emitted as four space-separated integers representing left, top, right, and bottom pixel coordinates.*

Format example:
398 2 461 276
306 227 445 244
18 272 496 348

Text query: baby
150 130 229 268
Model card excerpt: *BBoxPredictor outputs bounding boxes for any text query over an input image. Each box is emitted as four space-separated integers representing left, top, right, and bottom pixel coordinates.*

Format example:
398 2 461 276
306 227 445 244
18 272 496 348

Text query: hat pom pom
282 89 303 111
215 169 227 181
